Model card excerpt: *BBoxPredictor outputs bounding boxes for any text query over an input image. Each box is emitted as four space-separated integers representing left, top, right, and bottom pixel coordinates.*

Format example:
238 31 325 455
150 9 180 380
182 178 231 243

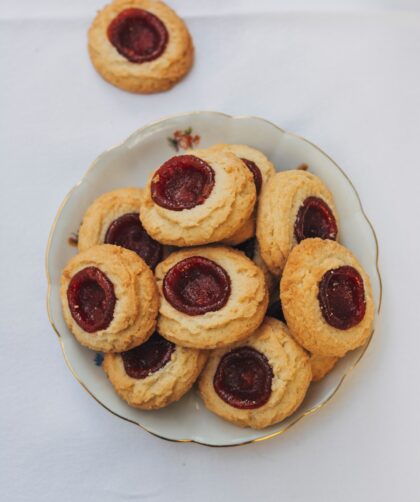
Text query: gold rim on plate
45 111 382 447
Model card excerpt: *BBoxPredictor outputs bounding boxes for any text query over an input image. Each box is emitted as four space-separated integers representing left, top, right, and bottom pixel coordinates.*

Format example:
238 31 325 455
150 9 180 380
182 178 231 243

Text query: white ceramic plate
46 111 382 447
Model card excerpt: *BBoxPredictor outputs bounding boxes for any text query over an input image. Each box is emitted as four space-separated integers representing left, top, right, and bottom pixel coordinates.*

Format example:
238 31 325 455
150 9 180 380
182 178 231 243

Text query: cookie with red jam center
88 0 194 94
103 332 208 409
78 188 163 270
211 144 276 246
155 246 268 350
60 244 159 353
199 317 312 429
257 170 339 275
280 238 374 357
140 149 257 246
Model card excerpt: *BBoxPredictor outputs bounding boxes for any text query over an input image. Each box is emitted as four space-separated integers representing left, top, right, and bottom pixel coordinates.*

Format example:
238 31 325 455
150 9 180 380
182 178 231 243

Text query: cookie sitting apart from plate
280 238 374 357
60 244 159 352
210 144 276 245
199 317 311 429
88 0 194 93
103 331 207 409
257 170 339 276
78 188 163 270
155 246 268 349
140 149 256 246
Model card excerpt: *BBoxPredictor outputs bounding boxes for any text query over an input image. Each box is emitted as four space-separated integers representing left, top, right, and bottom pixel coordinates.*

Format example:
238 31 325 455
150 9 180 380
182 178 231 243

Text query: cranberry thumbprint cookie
280 239 374 357
140 149 256 246
210 144 276 245
155 247 268 349
103 332 207 409
199 317 311 429
257 170 339 275
88 0 194 93
78 188 163 270
60 245 159 352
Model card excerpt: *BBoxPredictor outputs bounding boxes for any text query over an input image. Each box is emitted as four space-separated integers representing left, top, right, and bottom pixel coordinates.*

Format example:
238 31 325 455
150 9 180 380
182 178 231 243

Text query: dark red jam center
104 212 162 269
67 266 116 333
234 238 255 260
318 266 366 330
294 196 338 243
107 8 168 64
266 300 286 323
121 332 175 379
214 347 273 409
151 155 215 211
241 158 263 194
163 256 231 316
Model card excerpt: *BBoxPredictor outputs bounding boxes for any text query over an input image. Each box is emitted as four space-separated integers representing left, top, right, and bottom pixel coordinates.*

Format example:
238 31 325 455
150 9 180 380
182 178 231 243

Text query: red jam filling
241 158 262 194
104 212 162 269
163 256 231 316
318 266 366 330
121 332 175 379
151 155 215 211
107 8 168 64
214 347 273 409
294 196 338 243
67 266 116 333
266 300 286 323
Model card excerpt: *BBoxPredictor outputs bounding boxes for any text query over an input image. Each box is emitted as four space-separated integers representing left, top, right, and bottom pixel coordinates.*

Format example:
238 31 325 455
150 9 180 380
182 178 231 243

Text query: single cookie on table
103 331 207 409
210 144 276 245
140 149 256 246
199 317 311 429
280 238 374 357
155 246 268 350
88 0 194 94
309 354 339 382
78 188 164 270
60 244 159 352
257 170 339 276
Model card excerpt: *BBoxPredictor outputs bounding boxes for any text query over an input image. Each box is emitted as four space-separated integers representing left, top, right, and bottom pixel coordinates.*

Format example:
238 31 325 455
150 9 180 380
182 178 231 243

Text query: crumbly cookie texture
60 244 159 352
199 317 312 429
78 187 143 250
88 0 194 94
155 246 268 349
256 170 338 276
212 144 276 245
140 149 257 246
280 238 374 357
310 354 339 382
103 344 207 409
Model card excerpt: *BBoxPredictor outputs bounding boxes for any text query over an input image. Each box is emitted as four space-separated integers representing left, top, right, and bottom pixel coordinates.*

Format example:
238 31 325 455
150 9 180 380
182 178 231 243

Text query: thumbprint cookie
103 332 207 409
199 317 311 429
155 246 268 349
60 244 159 352
280 238 374 357
210 144 276 245
140 149 256 246
88 0 194 93
309 354 339 382
257 170 339 275
78 188 163 270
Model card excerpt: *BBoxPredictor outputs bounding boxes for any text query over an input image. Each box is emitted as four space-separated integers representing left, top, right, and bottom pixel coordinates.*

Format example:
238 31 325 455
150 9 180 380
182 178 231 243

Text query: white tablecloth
1 1 419 500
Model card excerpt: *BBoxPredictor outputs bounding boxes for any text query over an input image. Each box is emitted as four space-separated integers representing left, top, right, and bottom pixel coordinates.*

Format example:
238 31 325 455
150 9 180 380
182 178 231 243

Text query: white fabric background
1 1 419 500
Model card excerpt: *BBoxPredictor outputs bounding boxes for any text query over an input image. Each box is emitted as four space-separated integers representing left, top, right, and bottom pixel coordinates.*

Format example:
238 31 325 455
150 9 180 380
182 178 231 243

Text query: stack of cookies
60 145 374 429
